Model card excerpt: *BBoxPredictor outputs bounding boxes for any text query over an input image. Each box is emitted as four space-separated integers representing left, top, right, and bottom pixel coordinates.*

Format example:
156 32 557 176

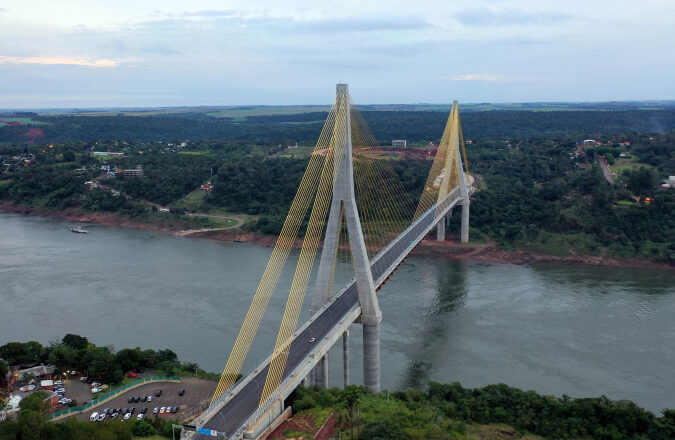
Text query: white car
91 382 101 388
90 412 99 421
91 387 102 394
137 414 144 420
147 395 153 402
123 412 131 421
98 413 106 422
159 407 166 414
80 376 88 382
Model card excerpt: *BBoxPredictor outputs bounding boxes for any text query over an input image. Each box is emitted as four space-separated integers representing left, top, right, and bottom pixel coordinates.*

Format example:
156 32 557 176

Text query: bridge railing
48 376 181 421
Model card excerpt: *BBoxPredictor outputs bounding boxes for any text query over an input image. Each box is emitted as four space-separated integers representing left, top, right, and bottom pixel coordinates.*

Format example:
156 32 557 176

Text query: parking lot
69 378 217 422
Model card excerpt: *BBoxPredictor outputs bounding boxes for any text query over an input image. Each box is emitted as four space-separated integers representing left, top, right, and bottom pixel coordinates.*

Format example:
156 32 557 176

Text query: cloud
455 8 572 27
179 10 239 18
141 11 428 34
0 56 119 67
296 15 429 32
0 8 6 12
436 73 502 82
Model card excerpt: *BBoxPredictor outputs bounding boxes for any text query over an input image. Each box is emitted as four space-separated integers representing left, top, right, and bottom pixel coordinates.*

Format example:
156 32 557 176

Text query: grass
610 156 656 173
173 190 207 211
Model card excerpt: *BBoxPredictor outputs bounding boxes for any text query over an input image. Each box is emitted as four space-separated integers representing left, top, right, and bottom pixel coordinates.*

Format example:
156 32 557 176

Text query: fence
48 376 181 421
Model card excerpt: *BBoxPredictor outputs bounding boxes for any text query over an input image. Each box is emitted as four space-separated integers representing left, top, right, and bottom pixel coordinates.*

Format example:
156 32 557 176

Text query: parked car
133 396 140 403
126 372 137 378
141 396 147 402
127 397 133 403
123 413 131 421
159 407 166 414
80 376 88 382
155 390 162 397
137 413 144 420
122 408 128 414
91 387 102 394
129 407 136 414
140 407 147 414
171 406 179 414
91 382 101 388
165 406 171 413
90 412 99 422
110 412 119 419
97 413 106 422
147 396 153 402
152 407 159 414
178 389 185 396
102 408 110 415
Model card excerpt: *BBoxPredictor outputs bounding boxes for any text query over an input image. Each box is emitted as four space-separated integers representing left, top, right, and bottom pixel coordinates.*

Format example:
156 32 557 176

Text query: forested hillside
1 109 674 144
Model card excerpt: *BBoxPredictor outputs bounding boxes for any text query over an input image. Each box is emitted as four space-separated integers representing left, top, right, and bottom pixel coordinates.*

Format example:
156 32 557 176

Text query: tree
62 334 89 351
359 420 405 440
115 348 141 373
82 347 122 384
625 167 656 196
131 419 157 436
0 358 9 384
48 345 80 373
62 150 76 162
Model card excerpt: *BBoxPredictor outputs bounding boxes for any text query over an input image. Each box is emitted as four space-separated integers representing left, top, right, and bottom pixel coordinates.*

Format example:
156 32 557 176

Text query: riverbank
1 202 672 271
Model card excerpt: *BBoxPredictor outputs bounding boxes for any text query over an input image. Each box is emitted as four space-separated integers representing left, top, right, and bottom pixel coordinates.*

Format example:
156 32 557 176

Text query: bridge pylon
435 101 471 243
311 83 382 392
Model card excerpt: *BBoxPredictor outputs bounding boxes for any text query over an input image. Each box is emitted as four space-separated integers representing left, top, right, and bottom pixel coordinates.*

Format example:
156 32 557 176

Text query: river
0 214 673 413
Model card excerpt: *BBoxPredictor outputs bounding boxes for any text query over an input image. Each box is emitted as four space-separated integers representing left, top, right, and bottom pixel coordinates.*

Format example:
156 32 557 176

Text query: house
392 140 407 147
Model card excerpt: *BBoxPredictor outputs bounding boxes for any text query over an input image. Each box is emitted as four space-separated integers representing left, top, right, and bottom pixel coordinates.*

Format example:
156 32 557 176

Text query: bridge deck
195 188 467 439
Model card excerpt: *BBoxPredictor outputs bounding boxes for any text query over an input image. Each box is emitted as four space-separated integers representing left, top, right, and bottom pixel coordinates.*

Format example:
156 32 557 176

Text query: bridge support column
460 202 469 243
343 331 349 388
321 354 329 388
436 214 446 241
363 322 380 392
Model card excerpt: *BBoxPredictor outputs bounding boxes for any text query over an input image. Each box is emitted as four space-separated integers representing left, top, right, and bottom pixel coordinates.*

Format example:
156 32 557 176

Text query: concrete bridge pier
460 202 469 243
436 214 446 241
343 331 349 388
363 322 380 392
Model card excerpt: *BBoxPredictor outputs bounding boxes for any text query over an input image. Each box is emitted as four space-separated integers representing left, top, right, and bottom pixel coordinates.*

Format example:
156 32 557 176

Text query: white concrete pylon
311 84 381 392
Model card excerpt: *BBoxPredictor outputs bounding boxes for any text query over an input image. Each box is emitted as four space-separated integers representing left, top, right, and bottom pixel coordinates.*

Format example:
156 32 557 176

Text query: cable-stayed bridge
191 84 474 439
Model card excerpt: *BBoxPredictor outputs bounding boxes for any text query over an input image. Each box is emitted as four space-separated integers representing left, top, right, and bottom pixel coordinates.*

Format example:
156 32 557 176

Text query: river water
1 214 673 413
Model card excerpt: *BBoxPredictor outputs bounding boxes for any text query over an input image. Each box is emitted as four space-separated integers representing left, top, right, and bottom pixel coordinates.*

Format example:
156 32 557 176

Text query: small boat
19 384 36 392
68 226 89 233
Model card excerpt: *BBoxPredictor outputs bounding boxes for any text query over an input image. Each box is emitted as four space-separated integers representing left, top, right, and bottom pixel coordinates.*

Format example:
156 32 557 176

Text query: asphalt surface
71 379 216 423
197 192 461 438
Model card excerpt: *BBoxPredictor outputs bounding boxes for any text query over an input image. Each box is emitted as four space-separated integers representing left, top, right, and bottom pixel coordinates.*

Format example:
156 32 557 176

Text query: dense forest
1 110 673 261
1 108 675 144
286 383 674 440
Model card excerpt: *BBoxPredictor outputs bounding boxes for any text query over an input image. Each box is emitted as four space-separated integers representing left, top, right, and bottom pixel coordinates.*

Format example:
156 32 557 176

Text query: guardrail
48 376 181 421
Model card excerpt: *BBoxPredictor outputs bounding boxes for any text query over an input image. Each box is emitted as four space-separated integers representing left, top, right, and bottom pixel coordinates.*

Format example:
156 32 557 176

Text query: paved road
598 156 615 184
196 190 463 438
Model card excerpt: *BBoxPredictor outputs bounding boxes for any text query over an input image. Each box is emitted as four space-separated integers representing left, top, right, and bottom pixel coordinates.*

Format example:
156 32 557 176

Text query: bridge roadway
196 188 466 438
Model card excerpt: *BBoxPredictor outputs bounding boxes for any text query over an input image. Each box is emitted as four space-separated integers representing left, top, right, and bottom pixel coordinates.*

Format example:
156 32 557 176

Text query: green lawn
610 156 656 173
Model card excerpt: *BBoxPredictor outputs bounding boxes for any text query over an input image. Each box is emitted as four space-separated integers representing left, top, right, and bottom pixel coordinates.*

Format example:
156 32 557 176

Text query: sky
0 0 674 108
